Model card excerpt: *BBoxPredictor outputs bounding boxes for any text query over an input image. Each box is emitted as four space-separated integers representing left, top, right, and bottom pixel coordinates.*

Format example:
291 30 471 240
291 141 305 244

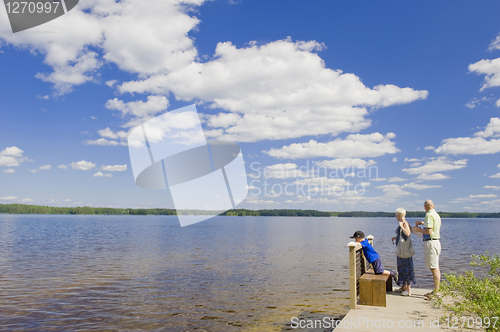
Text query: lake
0 215 498 331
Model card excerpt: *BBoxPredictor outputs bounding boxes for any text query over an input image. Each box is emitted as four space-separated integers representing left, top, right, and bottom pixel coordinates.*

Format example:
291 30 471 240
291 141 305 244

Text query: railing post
348 235 375 310
348 241 357 310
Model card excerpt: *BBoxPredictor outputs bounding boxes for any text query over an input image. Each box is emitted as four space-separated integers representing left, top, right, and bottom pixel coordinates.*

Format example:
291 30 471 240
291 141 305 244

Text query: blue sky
1 0 500 212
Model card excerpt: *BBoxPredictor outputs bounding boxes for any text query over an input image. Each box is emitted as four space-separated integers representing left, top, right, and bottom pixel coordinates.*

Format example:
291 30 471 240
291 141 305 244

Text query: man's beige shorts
423 240 441 269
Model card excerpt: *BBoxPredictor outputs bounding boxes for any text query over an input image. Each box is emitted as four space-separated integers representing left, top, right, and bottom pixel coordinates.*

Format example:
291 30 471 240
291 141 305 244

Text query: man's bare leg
431 268 440 290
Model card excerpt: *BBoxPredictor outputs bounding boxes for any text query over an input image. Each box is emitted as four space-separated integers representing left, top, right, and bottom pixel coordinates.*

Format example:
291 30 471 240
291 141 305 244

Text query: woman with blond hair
391 208 416 296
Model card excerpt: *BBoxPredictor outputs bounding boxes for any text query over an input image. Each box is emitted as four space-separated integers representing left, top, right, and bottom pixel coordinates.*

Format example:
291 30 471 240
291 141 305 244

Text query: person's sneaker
401 290 409 296
395 287 403 293
392 270 399 283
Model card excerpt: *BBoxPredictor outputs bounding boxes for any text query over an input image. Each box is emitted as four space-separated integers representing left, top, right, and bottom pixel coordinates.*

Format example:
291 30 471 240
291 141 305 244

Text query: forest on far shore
1 204 500 218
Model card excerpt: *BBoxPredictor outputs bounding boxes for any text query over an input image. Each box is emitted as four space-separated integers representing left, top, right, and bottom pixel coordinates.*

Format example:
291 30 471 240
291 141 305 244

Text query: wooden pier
340 237 484 331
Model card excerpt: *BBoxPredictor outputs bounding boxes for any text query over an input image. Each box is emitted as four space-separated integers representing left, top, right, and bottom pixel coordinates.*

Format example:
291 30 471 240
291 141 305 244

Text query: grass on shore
436 252 500 332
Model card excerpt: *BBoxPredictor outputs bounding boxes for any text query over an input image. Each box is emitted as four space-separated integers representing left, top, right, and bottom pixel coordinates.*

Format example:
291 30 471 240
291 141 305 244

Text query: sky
1 0 500 212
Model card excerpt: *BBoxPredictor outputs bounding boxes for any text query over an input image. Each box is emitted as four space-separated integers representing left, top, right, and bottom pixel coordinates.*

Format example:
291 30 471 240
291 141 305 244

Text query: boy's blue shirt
360 239 380 263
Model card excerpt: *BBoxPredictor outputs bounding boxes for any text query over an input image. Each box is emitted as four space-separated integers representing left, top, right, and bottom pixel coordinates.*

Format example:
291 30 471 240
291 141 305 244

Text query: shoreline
1 204 500 218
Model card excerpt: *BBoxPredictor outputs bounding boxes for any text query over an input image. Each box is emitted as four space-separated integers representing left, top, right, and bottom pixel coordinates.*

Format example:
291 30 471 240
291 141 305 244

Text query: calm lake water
0 214 498 331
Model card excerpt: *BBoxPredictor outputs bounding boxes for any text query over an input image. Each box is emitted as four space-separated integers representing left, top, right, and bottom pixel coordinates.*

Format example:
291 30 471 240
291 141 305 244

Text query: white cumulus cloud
402 157 467 175
105 80 118 87
469 194 497 199
468 33 500 92
485 185 500 190
105 95 169 127
388 177 407 182
30 165 52 173
98 127 129 140
70 160 96 171
293 177 349 187
84 138 121 146
0 0 429 154
93 171 113 178
262 163 312 179
0 0 203 95
375 184 412 197
314 158 376 169
264 133 399 159
1 1 427 146
0 196 18 200
436 118 500 155
436 137 500 155
469 58 500 91
133 38 427 143
475 118 500 138
101 165 127 172
0 146 27 167
416 173 451 181
402 183 441 190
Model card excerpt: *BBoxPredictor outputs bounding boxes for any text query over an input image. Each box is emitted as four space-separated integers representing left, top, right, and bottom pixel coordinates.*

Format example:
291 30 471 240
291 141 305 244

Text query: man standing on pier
413 199 441 299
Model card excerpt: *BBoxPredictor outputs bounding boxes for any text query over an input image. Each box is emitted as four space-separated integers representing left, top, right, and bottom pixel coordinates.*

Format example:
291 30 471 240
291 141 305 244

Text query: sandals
424 291 440 300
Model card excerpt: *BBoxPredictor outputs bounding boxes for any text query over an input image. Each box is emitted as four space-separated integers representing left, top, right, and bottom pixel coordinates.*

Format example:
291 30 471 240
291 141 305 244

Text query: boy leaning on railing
350 230 398 283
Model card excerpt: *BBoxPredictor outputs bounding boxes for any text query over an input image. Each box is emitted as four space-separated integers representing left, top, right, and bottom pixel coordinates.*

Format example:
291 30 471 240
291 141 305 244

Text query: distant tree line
439 212 500 218
0 204 176 216
336 211 427 217
335 211 500 218
1 204 499 218
221 209 331 217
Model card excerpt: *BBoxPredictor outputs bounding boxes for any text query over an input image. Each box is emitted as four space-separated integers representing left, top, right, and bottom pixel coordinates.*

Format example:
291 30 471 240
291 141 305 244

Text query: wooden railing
347 235 373 309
